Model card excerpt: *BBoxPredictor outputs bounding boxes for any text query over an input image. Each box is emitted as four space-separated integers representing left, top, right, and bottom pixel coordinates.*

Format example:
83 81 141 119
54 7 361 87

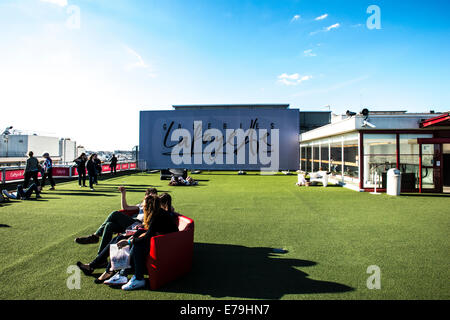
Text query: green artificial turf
0 172 448 300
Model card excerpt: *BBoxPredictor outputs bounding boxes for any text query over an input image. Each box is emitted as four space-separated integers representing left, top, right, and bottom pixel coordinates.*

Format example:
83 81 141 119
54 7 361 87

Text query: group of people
1 151 120 201
169 175 198 186
75 186 180 290
73 153 118 190
1 151 56 201
296 167 331 187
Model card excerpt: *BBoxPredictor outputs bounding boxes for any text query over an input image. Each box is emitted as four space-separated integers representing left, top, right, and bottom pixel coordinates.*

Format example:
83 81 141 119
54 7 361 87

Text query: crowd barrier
0 162 137 184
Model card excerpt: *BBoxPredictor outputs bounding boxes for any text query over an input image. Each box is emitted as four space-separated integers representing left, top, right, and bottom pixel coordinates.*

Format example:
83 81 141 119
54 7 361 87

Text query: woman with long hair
76 195 178 288
106 195 178 290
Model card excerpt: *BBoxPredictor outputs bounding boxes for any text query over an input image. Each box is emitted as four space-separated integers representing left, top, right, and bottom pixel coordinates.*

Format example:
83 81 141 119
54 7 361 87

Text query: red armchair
145 215 194 290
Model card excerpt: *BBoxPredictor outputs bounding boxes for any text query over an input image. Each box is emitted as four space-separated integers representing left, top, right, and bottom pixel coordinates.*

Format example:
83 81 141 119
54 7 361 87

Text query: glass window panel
330 139 342 175
306 146 312 172
399 134 433 155
344 138 359 179
300 146 306 171
398 135 432 190
421 167 435 189
364 134 396 155
313 145 320 171
421 144 434 167
321 142 330 171
363 155 397 188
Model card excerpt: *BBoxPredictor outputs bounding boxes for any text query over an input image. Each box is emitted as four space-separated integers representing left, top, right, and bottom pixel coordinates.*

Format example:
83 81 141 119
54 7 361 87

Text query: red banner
52 167 70 177
4 170 44 182
5 169 25 181
3 162 137 182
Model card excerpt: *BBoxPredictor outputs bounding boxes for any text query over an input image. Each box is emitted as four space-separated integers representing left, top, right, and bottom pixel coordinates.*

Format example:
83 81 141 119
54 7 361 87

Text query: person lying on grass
169 176 198 186
77 194 178 290
75 186 158 255
2 184 42 200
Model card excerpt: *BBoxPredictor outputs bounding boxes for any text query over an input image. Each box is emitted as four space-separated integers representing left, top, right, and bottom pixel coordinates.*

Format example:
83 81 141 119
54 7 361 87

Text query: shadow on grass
45 192 116 197
59 187 171 194
401 193 450 198
300 184 342 188
0 202 13 207
159 243 354 299
0 224 11 228
106 184 162 188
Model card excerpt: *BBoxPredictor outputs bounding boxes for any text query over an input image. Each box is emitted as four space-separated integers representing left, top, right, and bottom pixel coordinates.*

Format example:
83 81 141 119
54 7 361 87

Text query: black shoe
76 261 94 276
75 234 99 244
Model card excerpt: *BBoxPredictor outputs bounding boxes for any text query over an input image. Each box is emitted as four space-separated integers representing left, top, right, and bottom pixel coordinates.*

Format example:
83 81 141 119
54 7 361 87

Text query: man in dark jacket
93 154 102 184
74 153 87 187
110 154 118 175
23 151 40 191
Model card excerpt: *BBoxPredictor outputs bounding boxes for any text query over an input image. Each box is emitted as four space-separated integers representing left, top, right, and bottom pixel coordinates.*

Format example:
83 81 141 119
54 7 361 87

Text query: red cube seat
145 215 194 290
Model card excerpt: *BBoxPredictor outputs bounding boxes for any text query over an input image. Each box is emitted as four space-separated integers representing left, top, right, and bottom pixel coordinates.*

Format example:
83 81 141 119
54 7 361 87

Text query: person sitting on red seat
74 187 158 255
77 195 178 289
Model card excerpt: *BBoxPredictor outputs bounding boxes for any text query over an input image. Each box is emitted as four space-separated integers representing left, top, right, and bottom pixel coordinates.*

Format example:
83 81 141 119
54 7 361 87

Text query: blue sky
1 0 449 150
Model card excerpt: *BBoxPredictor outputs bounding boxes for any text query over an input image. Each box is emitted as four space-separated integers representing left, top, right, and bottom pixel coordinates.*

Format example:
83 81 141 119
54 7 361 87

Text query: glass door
421 144 435 190
420 144 442 191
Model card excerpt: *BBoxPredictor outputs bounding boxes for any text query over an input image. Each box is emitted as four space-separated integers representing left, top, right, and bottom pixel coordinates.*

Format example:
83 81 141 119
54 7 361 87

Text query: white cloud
124 45 157 77
315 14 328 21
279 73 300 80
304 49 317 57
40 0 68 7
290 14 301 23
326 23 340 31
310 23 341 35
278 74 312 86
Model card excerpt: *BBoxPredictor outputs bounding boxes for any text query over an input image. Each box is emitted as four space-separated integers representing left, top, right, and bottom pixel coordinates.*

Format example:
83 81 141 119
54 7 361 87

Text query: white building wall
76 146 86 157
28 135 60 157
300 113 440 143
0 135 29 157
59 139 77 163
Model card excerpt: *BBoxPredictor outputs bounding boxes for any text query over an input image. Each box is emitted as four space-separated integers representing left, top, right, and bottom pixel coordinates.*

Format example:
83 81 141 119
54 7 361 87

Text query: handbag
109 244 131 271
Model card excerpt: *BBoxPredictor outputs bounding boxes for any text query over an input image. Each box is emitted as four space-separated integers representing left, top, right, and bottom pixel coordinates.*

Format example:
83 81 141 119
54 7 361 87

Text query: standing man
86 154 97 191
110 154 118 175
74 153 87 187
41 152 56 190
93 154 102 184
23 151 40 190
